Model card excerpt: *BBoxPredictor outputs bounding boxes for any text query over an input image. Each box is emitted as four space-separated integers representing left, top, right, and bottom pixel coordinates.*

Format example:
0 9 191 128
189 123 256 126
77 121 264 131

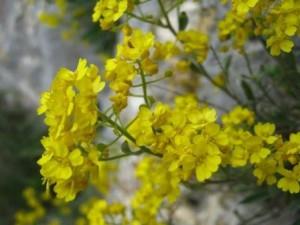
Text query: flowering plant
17 0 300 224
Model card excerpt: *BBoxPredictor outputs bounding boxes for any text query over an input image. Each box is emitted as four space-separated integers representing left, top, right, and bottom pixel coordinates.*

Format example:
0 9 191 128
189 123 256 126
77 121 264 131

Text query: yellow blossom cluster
104 26 155 111
129 95 226 183
177 30 209 63
91 161 118 195
218 12 253 52
75 158 179 225
33 2 300 223
131 157 180 225
15 188 45 225
219 0 300 55
263 0 300 55
92 0 133 30
37 58 106 201
38 0 67 28
14 187 73 225
103 25 210 111
153 41 179 61
15 163 120 225
76 198 127 225
221 107 300 193
129 97 300 194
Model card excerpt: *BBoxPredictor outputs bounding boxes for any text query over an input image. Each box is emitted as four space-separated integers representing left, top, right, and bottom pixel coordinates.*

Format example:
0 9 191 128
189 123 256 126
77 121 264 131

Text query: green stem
132 76 167 87
244 51 254 75
137 61 151 107
210 46 229 78
103 106 113 114
157 0 177 35
107 135 122 147
192 62 243 105
100 112 135 143
167 0 184 13
99 112 162 160
99 146 161 161
128 93 144 97
126 12 167 28
99 148 144 161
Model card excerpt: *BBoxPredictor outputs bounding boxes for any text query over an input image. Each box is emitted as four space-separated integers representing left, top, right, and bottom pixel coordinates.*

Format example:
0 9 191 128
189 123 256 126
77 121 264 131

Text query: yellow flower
278 177 300 193
233 0 260 15
15 188 45 225
153 41 179 60
37 58 105 201
105 58 137 111
177 30 209 63
265 0 299 55
104 27 157 112
117 28 154 61
219 0 300 55
130 96 223 183
92 0 129 30
132 157 180 224
175 60 190 72
277 165 300 194
246 136 270 164
128 105 168 148
230 146 249 167
38 12 61 28
193 135 222 182
275 132 300 166
253 158 277 185
78 198 127 225
222 106 255 127
55 0 67 11
267 37 294 56
254 122 277 144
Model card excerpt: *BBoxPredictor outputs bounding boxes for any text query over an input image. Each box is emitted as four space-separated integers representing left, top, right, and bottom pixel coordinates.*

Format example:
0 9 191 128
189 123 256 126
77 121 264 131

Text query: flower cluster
131 157 180 225
75 158 179 225
77 199 126 225
37 59 105 201
219 0 300 55
15 188 45 225
38 0 67 28
33 2 300 224
264 0 300 55
104 26 156 111
103 23 211 111
129 98 300 194
177 30 209 63
221 107 300 193
218 12 253 52
129 95 226 182
92 0 132 30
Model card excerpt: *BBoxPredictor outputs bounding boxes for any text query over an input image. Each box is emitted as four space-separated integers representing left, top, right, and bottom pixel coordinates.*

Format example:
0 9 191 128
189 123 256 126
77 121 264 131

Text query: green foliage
0 94 45 224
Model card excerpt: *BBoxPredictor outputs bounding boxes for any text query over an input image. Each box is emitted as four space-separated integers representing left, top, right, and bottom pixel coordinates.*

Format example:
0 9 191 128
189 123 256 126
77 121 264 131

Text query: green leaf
178 11 188 31
121 141 131 154
292 219 300 225
241 80 255 101
224 55 232 73
164 70 173 77
148 96 156 106
240 190 269 204
97 143 107 152
190 63 200 73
